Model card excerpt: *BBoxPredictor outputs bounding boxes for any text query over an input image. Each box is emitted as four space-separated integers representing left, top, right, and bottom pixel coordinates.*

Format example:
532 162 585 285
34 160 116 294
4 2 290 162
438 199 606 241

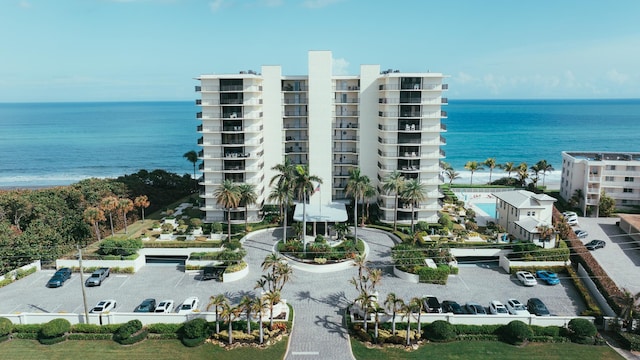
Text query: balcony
195 86 201 92
333 147 357 153
284 111 308 117
333 122 359 129
335 110 359 117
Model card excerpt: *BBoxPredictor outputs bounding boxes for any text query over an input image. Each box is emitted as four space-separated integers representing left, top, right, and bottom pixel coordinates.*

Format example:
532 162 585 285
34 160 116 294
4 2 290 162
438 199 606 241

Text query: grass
351 339 625 360
0 338 288 360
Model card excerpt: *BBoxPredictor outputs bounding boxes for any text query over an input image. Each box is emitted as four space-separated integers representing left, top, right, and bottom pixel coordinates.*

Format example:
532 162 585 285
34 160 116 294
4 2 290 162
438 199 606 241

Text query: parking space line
118 276 131 289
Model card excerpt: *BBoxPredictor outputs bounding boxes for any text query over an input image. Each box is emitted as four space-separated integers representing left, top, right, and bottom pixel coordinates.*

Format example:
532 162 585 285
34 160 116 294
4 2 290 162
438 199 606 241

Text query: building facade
195 51 448 224
560 152 640 216
494 190 557 247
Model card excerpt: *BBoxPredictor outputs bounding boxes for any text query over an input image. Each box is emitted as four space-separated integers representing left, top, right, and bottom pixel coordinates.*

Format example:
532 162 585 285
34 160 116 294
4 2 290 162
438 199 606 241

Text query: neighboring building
195 50 448 224
560 152 640 216
494 190 557 247
618 214 640 243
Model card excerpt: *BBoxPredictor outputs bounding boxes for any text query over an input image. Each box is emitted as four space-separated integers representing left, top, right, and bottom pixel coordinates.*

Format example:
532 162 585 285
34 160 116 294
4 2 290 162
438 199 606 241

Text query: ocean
0 99 638 188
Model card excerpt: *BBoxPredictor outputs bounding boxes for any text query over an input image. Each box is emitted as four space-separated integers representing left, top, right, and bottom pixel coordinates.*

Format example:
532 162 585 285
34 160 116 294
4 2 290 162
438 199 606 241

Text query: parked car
527 298 550 316
90 299 116 314
155 300 174 313
562 211 577 218
85 267 110 287
505 299 530 316
134 298 157 312
464 302 487 315
536 270 560 285
585 239 606 250
177 297 200 314
422 295 442 313
567 217 579 226
441 300 465 314
489 300 509 315
47 268 72 288
574 229 588 239
516 271 537 286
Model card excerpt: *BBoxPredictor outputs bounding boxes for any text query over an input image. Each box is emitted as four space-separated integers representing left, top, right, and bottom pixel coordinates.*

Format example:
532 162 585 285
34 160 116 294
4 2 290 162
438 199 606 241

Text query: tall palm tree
384 293 402 335
252 296 269 344
401 179 427 234
292 165 323 251
183 150 199 190
100 196 119 236
616 288 640 332
239 295 256 334
206 294 228 334
535 224 555 248
83 207 105 241
483 158 500 183
264 290 281 330
117 198 134 234
214 180 240 241
445 168 460 186
220 302 240 345
270 159 297 243
363 183 376 225
464 161 483 185
238 183 257 231
133 195 150 222
355 290 376 332
268 181 292 223
410 297 424 339
529 163 542 187
503 161 517 179
382 171 405 231
400 299 414 345
345 168 370 242
516 162 529 187
536 160 554 187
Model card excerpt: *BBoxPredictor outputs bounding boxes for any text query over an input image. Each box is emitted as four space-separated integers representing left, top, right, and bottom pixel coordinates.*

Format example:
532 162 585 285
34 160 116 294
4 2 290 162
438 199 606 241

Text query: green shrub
0 278 13 288
416 265 450 284
113 319 143 344
454 324 502 335
225 240 242 251
618 332 640 351
0 317 12 336
182 318 209 339
531 325 560 337
71 323 119 334
40 318 71 339
147 323 182 334
502 320 533 344
424 320 455 342
67 333 114 340
117 330 148 345
568 318 597 344
13 324 42 333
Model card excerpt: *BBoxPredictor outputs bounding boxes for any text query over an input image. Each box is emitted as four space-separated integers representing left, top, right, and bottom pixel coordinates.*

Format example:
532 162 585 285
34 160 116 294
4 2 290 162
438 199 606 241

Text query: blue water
0 99 638 188
474 203 497 218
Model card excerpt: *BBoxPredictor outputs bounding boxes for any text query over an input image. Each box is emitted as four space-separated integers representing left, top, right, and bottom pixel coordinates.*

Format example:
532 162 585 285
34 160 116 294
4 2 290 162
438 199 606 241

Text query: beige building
560 152 640 216
195 51 448 224
494 190 557 247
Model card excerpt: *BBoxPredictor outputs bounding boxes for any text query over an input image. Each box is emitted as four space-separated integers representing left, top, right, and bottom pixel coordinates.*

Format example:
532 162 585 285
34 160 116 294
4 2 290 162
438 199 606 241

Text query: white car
489 300 509 315
562 211 577 218
563 212 579 225
506 299 531 316
90 299 116 314
516 271 537 286
177 297 200 314
154 299 174 313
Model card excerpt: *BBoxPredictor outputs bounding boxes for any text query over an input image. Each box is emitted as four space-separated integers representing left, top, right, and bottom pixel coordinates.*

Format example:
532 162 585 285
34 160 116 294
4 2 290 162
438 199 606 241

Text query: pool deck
455 192 497 227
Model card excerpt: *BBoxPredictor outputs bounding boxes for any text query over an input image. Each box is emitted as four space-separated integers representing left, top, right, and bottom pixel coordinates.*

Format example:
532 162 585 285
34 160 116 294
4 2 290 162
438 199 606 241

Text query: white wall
262 65 284 196
358 64 381 185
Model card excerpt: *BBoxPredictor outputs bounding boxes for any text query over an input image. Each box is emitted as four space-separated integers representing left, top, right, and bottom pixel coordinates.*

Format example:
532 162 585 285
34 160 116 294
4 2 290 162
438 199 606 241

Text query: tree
599 190 616 217
503 161 517 179
83 207 105 241
268 181 292 225
445 168 460 186
529 163 542 187
401 179 427 234
239 295 256 334
100 196 119 236
382 171 405 231
483 158 500 183
536 160 554 187
535 224 555 248
238 183 258 231
345 168 370 241
214 180 240 241
270 159 296 244
206 294 228 334
400 299 414 345
410 297 424 339
363 183 376 224
292 165 322 251
615 288 640 332
117 198 134 234
220 302 240 345
570 189 584 209
133 195 150 221
264 290 281 330
384 293 402 335
355 290 376 332
516 162 529 187
183 150 199 190
252 296 269 344
464 161 483 185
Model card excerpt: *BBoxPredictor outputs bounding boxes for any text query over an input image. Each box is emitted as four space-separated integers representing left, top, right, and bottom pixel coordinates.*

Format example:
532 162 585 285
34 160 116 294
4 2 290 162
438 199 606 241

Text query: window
605 176 614 181
623 188 633 193
607 165 616 170
628 166 636 171
625 177 634 182
527 211 531 216
531 211 536 216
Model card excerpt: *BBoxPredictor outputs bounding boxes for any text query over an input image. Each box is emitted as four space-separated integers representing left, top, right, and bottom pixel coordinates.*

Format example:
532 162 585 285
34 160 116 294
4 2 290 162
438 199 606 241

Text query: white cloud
332 57 349 75
302 0 343 9
606 69 629 84
209 0 226 12
18 0 32 8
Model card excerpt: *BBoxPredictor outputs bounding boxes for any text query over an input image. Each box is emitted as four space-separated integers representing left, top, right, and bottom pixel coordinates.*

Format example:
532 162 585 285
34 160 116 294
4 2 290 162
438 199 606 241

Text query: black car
47 268 72 288
441 300 465 314
464 302 487 315
422 296 442 313
527 297 550 316
585 239 606 250
134 298 157 312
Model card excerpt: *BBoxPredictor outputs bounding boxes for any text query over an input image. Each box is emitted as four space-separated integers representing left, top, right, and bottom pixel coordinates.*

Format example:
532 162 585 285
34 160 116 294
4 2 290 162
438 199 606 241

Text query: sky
1 0 639 102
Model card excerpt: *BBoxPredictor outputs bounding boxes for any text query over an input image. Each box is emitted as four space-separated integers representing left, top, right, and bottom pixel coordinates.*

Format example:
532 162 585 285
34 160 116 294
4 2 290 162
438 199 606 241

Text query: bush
71 324 119 334
146 323 182 334
568 318 597 344
416 265 450 284
40 318 71 339
67 333 114 340
0 317 12 336
424 320 455 342
13 324 42 333
502 320 533 344
113 319 143 344
182 318 209 339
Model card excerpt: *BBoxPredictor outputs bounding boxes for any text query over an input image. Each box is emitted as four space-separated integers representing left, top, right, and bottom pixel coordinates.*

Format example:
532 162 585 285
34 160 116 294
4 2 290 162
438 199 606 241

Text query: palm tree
117 198 134 234
239 295 255 334
401 179 427 234
410 297 424 339
238 183 257 231
100 196 118 236
536 160 554 187
400 299 413 345
503 161 517 179
372 302 383 343
535 224 555 248
516 162 529 187
83 207 105 241
220 302 240 345
384 293 402 335
292 165 323 251
363 183 376 225
570 189 584 209
270 159 296 243
333 222 348 240
133 195 150 221
264 290 281 329
345 168 370 241
445 168 460 186
382 171 405 231
355 290 376 332
268 181 292 224
483 158 500 183
252 296 269 344
529 163 542 187
183 150 199 190
206 294 228 334
214 180 241 241
464 161 483 185
616 288 640 332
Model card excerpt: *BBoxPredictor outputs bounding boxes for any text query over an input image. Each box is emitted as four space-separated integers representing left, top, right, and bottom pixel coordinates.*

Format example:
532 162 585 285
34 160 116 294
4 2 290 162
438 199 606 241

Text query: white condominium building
560 151 640 215
195 51 448 225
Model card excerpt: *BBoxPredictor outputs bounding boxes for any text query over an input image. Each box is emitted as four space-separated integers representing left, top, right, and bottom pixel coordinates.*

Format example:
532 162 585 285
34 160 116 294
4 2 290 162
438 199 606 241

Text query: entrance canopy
293 202 348 222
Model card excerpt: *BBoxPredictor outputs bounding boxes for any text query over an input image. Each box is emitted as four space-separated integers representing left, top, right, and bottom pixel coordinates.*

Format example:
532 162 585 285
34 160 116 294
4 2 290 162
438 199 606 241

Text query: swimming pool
474 202 496 218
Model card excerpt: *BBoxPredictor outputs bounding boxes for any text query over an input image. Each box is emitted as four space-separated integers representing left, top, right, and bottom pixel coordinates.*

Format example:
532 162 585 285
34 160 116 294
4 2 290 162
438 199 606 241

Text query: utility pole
78 245 90 324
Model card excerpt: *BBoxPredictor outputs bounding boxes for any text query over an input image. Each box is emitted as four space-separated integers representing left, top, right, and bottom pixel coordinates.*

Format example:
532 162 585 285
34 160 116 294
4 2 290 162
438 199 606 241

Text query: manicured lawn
0 338 288 360
351 339 624 360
